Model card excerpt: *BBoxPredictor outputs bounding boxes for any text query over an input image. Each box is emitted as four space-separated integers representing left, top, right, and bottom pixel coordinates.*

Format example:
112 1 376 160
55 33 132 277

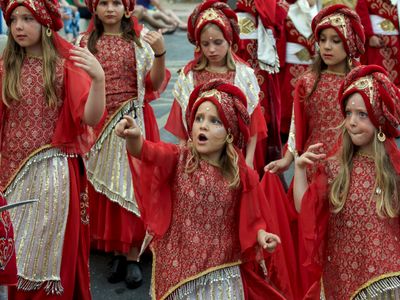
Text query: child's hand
295 143 326 170
70 46 105 82
264 156 292 174
257 230 281 253
143 30 165 57
115 115 141 140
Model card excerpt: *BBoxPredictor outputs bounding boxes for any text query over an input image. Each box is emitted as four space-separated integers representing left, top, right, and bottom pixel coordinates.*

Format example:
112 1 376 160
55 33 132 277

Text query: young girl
265 4 365 180
116 80 284 300
356 0 400 86
294 64 400 299
165 0 267 172
0 0 106 298
79 0 169 289
278 0 317 143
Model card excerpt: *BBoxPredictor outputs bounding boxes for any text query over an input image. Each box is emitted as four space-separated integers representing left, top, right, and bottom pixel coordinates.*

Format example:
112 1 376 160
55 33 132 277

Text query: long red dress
0 56 94 299
299 154 400 299
128 140 287 300
356 0 400 86
79 33 170 254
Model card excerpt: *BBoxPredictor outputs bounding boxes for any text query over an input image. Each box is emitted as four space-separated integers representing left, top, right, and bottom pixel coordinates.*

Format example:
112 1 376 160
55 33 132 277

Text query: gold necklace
205 66 228 73
103 32 123 36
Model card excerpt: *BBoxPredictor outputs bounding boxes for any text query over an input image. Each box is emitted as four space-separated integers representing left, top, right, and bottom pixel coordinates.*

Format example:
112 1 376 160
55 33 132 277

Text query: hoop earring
125 11 131 18
46 27 52 37
377 127 386 142
226 133 233 144
347 57 352 69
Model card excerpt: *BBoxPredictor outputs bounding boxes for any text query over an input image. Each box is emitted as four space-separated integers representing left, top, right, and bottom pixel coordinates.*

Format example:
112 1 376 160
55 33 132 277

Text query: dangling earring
226 132 233 144
377 127 386 142
125 11 131 18
46 26 52 37
347 57 352 69
195 45 200 53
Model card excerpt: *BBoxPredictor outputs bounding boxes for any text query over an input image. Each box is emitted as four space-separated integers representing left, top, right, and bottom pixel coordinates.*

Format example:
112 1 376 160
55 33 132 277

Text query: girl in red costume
116 80 285 300
266 5 365 181
294 64 400 299
356 0 400 86
0 0 106 298
78 0 170 289
165 0 266 171
236 0 288 165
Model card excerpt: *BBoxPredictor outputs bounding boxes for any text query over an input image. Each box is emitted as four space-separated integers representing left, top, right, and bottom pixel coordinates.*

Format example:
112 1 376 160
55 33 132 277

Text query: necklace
322 69 345 76
104 32 123 36
205 66 229 73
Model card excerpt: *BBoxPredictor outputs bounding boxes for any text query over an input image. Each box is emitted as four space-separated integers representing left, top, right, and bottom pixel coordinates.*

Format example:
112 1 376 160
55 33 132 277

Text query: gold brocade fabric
86 101 141 216
4 148 70 292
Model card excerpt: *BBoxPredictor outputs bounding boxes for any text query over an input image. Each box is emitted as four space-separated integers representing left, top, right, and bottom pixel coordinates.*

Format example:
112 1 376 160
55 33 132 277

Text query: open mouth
198 133 208 142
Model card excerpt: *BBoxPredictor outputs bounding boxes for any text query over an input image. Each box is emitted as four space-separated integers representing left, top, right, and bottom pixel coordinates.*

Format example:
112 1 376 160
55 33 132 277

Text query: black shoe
125 261 143 289
107 255 127 284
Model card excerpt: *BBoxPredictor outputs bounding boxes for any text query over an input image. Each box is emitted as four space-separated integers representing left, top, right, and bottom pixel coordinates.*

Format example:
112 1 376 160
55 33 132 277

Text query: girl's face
319 28 347 73
95 0 125 33
191 101 228 165
344 93 376 154
10 6 42 56
200 25 229 68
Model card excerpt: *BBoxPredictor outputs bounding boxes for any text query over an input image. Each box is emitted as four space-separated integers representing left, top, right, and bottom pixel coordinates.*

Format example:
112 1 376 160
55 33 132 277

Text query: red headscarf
339 64 400 173
186 79 250 149
312 4 365 65
84 0 141 35
0 0 63 31
188 0 240 50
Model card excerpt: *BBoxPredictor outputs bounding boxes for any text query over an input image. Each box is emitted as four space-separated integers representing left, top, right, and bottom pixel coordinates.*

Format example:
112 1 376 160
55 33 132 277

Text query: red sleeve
297 165 330 297
355 0 374 38
143 68 171 102
164 100 189 141
250 104 268 140
52 60 97 155
293 77 308 154
128 140 180 237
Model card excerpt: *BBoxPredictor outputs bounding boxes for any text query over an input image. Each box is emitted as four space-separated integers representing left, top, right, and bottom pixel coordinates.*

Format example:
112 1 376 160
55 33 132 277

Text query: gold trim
322 70 346 76
3 144 52 191
103 32 123 36
151 247 241 300
350 272 400 299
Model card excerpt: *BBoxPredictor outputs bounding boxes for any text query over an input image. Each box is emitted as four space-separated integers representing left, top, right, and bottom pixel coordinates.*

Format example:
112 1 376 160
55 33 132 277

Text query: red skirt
8 158 91 300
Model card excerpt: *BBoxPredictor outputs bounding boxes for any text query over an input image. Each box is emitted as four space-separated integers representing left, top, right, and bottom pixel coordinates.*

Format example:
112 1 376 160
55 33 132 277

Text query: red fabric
1 0 63 31
164 100 187 140
89 184 145 253
0 195 17 286
8 158 91 300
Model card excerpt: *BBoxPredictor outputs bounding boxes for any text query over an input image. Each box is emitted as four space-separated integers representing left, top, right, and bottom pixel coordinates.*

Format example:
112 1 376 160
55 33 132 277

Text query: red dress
79 33 170 254
0 56 94 299
356 0 400 86
299 154 400 299
128 140 286 300
278 16 315 135
236 0 289 163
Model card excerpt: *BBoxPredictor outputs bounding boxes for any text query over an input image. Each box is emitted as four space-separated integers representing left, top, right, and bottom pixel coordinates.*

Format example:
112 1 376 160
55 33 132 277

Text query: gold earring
195 45 200 53
377 127 386 142
125 11 131 18
46 27 52 37
347 57 352 69
226 133 233 144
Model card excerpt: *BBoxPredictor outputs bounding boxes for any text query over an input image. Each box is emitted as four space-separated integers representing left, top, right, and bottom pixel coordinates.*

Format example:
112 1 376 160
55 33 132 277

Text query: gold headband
7 0 37 12
196 89 222 103
319 13 347 38
345 75 375 106
196 8 224 29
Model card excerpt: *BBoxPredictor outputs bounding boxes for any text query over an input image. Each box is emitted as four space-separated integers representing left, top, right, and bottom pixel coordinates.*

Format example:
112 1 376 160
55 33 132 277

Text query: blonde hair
2 26 59 107
330 125 399 218
185 140 240 189
193 23 236 72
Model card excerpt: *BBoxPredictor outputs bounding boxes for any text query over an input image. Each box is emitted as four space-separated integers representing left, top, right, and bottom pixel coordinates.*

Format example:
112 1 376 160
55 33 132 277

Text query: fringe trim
259 50 280 74
90 99 141 153
88 178 140 216
167 266 241 300
4 147 76 196
353 275 400 300
17 277 64 295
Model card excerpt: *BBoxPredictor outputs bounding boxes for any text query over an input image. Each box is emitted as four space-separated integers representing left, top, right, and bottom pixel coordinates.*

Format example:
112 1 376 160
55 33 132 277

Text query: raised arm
142 30 166 91
115 115 143 158
293 143 325 212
